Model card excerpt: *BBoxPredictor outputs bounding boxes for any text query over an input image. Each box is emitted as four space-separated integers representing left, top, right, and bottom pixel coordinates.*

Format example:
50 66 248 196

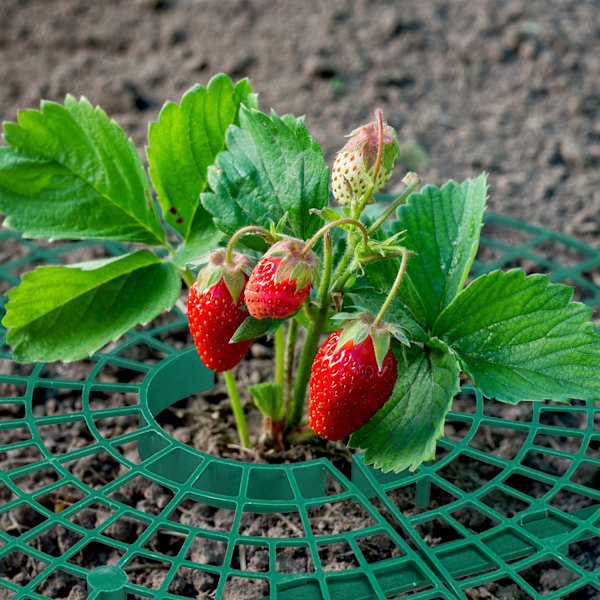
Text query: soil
2 1 600 599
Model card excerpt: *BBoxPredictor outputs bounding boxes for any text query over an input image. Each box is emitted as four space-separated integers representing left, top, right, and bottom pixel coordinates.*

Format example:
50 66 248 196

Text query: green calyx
249 381 285 422
267 239 317 293
332 312 410 372
195 248 253 304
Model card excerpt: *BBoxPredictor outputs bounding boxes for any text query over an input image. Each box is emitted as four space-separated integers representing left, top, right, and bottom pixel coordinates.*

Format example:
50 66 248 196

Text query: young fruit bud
244 238 317 320
187 249 254 372
331 115 399 206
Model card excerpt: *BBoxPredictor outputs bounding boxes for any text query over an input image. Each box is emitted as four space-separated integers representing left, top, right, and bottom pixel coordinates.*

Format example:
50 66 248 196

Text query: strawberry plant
2 73 600 474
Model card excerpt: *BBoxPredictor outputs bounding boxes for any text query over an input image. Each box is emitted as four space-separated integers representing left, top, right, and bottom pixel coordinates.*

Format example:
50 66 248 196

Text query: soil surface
1 0 600 244
2 1 600 599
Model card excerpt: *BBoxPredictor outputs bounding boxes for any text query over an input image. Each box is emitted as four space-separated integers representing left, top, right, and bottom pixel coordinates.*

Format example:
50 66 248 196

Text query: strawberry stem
284 318 299 408
275 325 285 391
223 369 250 448
300 218 369 257
373 247 410 326
225 226 272 263
367 172 421 235
179 266 196 288
287 232 333 429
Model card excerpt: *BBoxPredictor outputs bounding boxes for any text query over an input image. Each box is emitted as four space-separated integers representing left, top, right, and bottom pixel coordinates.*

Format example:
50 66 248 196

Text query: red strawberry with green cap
245 238 316 320
308 313 404 441
187 249 254 372
331 112 399 206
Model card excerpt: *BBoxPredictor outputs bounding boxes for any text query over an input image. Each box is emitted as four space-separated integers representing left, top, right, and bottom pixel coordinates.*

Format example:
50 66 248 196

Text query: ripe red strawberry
245 239 316 320
308 329 398 441
187 250 253 372
331 114 399 206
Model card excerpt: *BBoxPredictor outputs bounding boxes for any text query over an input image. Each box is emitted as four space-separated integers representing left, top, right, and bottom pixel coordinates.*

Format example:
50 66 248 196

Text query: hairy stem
284 318 299 407
179 266 196 288
223 369 250 448
367 173 421 235
275 325 285 391
225 225 272 263
374 248 410 326
287 233 333 429
300 218 369 257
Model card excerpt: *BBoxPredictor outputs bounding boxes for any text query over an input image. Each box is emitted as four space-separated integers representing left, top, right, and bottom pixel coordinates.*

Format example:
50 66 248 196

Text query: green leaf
231 314 286 343
349 346 460 473
393 174 488 329
3 250 180 362
249 382 284 421
435 269 600 403
0 96 166 245
201 108 329 244
147 75 254 246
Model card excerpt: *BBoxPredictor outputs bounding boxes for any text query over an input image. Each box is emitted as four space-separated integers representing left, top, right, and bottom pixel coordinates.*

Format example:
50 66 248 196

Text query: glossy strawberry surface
187 278 252 372
244 257 311 319
308 330 398 441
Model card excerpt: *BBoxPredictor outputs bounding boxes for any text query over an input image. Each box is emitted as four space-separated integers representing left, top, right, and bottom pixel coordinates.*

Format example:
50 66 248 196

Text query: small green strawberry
331 113 399 206
187 249 254 372
244 238 316 319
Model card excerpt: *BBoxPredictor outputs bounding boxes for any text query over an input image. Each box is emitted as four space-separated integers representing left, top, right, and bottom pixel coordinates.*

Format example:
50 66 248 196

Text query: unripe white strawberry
331 115 399 206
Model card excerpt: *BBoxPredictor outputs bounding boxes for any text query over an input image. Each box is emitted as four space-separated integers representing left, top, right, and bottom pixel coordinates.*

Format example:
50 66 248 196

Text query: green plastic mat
1 214 600 600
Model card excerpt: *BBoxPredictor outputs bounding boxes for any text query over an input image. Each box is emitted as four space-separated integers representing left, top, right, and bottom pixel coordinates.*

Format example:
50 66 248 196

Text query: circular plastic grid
0 214 599 600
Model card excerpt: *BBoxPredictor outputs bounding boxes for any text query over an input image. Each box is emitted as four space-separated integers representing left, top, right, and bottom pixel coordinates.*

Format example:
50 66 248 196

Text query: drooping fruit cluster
245 238 316 320
331 115 399 206
187 250 254 372
308 329 398 441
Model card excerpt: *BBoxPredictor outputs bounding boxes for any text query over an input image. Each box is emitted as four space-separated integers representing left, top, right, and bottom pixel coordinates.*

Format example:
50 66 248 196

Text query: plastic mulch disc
1 213 600 599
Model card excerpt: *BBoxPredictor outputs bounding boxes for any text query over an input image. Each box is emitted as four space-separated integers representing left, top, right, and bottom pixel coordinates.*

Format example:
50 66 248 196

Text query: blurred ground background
1 0 599 243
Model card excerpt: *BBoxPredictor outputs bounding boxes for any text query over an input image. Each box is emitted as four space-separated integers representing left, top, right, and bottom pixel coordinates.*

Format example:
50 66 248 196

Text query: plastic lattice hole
439 454 503 492
479 487 531 518
0 444 44 471
67 501 115 530
142 527 188 557
539 407 587 430
518 558 579 595
0 424 32 443
107 474 174 511
239 510 305 538
38 359 97 381
123 554 173 590
33 568 88 599
222 575 269 600
26 523 84 557
469 424 529 460
356 532 404 563
504 472 553 499
0 398 26 419
387 481 458 515
464 576 533 600
32 386 83 415
317 540 359 571
450 505 499 534
36 420 96 455
11 466 62 494
0 503 47 537
185 533 228 566
569 460 600 489
63 449 127 489
414 515 465 547
168 496 236 533
0 549 48 586
95 361 147 385
307 498 376 535
522 450 573 477
566 534 600 572
275 544 315 573
0 479 16 504
231 543 270 572
548 486 600 514
88 389 139 410
166 565 220 598
101 513 150 543
116 341 169 363
0 582 16 599
93 414 139 441
562 586 600 600
67 538 126 568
